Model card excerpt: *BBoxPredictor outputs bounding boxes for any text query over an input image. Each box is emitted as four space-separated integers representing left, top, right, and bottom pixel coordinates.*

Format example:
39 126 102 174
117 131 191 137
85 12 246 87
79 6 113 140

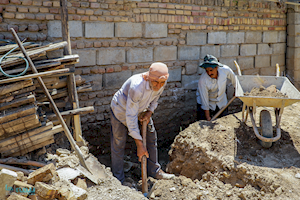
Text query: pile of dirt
244 85 288 98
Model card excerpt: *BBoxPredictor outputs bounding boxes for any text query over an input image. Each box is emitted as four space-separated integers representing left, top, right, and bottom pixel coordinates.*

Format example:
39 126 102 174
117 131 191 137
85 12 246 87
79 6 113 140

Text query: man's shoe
155 169 175 180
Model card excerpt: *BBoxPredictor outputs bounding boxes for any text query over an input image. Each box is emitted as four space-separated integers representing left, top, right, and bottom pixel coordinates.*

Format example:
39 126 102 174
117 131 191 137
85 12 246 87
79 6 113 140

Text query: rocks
27 163 57 185
0 169 18 199
35 182 58 199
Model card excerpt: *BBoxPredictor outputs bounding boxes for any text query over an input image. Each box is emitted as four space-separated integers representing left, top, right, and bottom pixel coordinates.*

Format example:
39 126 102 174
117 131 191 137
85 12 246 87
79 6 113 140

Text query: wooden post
60 0 84 144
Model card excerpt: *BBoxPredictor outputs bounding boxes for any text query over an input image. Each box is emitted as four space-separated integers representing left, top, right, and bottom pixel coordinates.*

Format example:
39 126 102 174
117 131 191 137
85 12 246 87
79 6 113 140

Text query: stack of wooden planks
0 41 93 157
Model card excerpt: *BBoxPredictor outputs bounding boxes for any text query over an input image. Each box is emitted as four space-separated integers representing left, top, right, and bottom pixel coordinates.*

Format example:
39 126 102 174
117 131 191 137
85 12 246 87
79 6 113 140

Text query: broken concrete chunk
56 148 71 156
27 163 56 185
7 192 31 200
57 187 75 200
69 183 87 200
16 171 25 182
35 182 58 199
56 167 81 181
0 168 18 199
74 178 87 190
13 180 35 197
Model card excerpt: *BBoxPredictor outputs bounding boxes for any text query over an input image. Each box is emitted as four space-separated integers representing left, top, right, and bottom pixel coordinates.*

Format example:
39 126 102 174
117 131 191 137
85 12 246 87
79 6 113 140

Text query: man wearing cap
197 54 236 121
110 62 175 184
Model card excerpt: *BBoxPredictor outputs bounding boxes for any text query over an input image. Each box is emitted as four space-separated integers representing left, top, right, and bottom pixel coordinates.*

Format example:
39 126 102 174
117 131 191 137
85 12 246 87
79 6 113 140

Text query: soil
244 85 288 98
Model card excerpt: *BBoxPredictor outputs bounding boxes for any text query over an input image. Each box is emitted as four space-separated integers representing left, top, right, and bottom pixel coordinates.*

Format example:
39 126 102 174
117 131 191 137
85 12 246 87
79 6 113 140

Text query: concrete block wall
0 0 290 132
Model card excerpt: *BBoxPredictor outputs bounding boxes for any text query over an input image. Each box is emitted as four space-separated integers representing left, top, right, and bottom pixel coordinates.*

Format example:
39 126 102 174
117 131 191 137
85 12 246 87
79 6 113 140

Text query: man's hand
205 110 211 121
135 139 149 162
138 110 152 124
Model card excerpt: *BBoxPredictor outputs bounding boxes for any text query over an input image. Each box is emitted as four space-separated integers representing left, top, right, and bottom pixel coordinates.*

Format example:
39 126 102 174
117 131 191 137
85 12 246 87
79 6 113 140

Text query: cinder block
132 68 148 75
260 67 276 76
85 22 114 38
220 45 239 57
255 55 270 68
115 22 142 38
103 71 132 89
154 46 177 61
97 48 125 65
200 45 220 58
182 75 200 89
240 44 256 56
272 43 286 54
227 32 245 44
168 67 182 82
127 48 153 63
178 46 200 60
144 23 167 38
185 62 198 75
245 32 262 43
287 24 300 36
208 32 226 44
73 49 96 66
242 68 260 75
287 36 300 48
271 54 285 67
287 12 300 25
218 58 236 71
257 44 272 55
186 32 207 45
263 31 277 43
48 21 83 37
237 57 254 70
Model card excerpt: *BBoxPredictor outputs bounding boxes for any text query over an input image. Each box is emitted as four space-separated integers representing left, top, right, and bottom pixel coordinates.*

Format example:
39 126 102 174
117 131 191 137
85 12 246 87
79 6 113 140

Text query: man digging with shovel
110 62 175 186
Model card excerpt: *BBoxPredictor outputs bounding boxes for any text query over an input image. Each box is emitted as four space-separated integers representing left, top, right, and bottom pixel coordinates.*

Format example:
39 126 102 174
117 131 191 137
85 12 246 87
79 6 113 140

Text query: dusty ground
85 101 300 200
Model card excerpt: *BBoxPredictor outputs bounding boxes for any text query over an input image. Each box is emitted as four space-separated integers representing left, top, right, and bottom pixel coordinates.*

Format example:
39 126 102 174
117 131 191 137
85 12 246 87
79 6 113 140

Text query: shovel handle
141 120 148 194
211 96 236 121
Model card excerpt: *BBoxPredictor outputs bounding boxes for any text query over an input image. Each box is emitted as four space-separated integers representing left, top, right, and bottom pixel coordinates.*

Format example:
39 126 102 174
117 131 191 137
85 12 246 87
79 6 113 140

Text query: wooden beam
0 94 35 112
0 157 46 168
46 106 95 121
0 163 32 175
0 104 37 124
0 79 33 95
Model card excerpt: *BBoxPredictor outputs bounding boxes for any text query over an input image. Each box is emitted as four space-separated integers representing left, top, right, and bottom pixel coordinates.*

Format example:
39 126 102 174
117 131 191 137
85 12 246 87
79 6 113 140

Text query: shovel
10 29 107 181
141 120 148 196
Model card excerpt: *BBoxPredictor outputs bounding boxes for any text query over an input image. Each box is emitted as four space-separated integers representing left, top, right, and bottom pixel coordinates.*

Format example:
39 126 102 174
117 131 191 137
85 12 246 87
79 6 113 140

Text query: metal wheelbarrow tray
235 75 300 148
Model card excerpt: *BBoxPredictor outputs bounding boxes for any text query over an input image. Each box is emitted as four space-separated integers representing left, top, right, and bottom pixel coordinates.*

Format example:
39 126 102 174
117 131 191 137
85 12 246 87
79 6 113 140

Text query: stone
47 21 83 37
240 44 256 56
178 46 200 60
74 178 87 190
272 43 286 54
185 62 198 75
263 31 277 43
200 46 220 59
56 148 70 156
127 48 153 63
97 48 125 65
144 23 167 38
82 74 102 91
69 183 87 200
245 32 262 43
35 182 58 199
73 49 96 66
0 169 18 199
56 168 81 181
154 46 177 61
257 44 273 55
85 22 114 38
115 22 142 37
186 32 207 45
271 54 285 67
168 67 182 82
7 193 31 200
227 32 244 44
103 71 132 89
27 163 56 185
220 45 239 57
255 55 271 68
278 31 286 43
208 32 226 44
181 75 200 89
13 181 35 197
237 57 254 70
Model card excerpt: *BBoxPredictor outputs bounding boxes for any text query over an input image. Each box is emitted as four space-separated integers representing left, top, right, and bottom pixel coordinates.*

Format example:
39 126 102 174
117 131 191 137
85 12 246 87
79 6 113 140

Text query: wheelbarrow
235 63 300 148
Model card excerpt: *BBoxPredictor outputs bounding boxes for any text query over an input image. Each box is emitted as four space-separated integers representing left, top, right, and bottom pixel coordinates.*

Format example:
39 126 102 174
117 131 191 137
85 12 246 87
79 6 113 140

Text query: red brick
0 0 9 4
81 16 89 21
8 24 18 32
36 14 45 20
72 2 80 7
22 0 32 5
43 1 52 6
138 2 149 7
106 67 114 73
49 8 59 14
54 15 61 20
72 15 81 20
3 12 15 19
11 0 21 4
90 2 100 8
38 23 47 30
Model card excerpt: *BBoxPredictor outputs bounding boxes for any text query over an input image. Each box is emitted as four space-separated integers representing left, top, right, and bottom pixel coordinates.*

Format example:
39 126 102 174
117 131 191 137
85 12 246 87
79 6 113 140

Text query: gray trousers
110 109 161 183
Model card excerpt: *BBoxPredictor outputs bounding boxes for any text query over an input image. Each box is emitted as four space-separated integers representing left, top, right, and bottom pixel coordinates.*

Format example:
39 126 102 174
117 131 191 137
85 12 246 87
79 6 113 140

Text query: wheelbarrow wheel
259 110 273 148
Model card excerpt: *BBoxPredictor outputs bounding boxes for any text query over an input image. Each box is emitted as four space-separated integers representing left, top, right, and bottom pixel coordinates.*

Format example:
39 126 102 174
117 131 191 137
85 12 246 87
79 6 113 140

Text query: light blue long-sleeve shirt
110 73 165 140
197 65 236 111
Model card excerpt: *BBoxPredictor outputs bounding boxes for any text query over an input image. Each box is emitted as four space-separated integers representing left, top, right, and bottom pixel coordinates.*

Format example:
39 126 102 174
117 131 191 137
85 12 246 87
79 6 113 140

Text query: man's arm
134 139 149 162
199 76 211 121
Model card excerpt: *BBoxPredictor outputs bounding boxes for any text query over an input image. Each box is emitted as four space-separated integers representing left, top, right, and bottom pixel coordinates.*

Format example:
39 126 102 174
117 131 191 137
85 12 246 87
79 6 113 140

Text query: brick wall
0 0 290 134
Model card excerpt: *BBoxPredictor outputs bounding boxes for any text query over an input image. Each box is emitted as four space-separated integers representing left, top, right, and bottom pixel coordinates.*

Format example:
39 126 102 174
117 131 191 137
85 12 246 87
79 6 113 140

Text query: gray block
197 66 206 75
186 32 207 45
115 22 142 38
287 12 300 25
287 36 300 48
263 32 277 43
144 23 167 38
287 24 300 36
218 58 236 71
240 44 256 56
97 48 125 65
48 21 83 37
272 43 286 54
200 45 220 58
85 22 114 38
271 54 285 67
103 71 132 89
237 57 254 70
154 46 177 61
257 44 273 55
245 32 262 43
208 32 226 44
168 67 182 82
127 48 153 63
278 31 286 43
227 32 245 44
185 62 198 75
182 75 200 89
132 68 149 75
220 45 239 57
255 55 270 68
73 49 96 66
178 46 200 60
83 74 102 91
286 47 300 59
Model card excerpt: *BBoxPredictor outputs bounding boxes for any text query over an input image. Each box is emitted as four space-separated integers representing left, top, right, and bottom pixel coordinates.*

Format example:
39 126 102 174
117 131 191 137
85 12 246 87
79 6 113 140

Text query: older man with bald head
110 62 175 184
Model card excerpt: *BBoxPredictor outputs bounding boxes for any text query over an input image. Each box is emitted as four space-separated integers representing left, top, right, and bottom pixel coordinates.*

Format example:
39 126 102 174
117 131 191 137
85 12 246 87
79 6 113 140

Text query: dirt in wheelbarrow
84 102 300 199
244 84 288 98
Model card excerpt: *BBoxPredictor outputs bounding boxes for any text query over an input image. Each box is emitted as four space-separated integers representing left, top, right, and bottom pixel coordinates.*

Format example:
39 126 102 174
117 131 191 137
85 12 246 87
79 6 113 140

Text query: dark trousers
110 109 161 184
197 103 228 121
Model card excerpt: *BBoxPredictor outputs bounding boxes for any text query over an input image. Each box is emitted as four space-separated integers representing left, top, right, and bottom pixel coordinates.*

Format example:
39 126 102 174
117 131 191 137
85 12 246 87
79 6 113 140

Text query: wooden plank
0 79 33 95
34 54 79 65
10 138 55 157
1 125 63 156
0 104 37 124
46 106 94 121
0 86 36 100
0 94 35 112
0 114 40 134
0 68 70 85
0 122 53 149
0 43 40 54
35 74 85 90
0 51 46 69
